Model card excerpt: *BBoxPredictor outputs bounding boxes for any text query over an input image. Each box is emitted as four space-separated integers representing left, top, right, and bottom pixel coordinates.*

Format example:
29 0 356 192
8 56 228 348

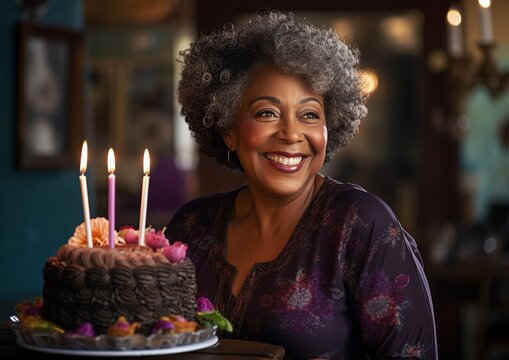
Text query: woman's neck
233 174 325 240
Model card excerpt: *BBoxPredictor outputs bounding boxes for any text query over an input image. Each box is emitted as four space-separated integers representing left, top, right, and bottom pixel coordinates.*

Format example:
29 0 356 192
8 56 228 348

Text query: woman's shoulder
324 176 387 205
322 176 397 221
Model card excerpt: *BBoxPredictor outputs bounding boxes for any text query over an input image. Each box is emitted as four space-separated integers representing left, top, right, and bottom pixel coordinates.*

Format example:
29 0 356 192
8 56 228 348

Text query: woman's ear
223 130 235 151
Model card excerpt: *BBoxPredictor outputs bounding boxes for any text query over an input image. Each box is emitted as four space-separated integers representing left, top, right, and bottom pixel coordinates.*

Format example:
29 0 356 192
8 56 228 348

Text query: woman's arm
343 193 438 359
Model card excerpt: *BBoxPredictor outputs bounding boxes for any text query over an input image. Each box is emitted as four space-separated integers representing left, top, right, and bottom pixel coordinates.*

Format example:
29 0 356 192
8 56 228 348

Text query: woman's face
227 67 328 198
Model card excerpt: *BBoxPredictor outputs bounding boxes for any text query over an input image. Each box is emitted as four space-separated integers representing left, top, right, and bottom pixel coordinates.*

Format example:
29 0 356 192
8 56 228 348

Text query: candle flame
80 141 88 173
447 8 462 27
478 0 491 9
108 148 115 174
143 149 150 175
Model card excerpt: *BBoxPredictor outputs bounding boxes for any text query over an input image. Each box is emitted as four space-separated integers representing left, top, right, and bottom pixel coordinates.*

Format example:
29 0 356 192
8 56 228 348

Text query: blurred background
1 0 509 358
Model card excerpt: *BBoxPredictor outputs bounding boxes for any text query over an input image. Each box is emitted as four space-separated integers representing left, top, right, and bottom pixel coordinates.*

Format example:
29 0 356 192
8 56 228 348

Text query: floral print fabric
166 176 437 359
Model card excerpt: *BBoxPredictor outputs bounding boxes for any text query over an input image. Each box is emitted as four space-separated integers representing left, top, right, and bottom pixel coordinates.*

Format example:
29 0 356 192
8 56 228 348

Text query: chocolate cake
41 244 197 335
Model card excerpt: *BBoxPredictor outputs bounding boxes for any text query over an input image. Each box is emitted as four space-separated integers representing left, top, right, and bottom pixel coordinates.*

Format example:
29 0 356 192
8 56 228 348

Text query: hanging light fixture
446 0 509 98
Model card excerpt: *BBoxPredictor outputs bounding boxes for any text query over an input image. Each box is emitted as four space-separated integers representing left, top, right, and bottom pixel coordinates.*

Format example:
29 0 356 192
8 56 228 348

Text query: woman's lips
263 153 307 173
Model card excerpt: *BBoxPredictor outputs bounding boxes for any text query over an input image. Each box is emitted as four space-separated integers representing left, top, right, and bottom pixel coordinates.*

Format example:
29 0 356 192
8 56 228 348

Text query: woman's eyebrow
249 96 323 107
250 96 280 105
300 97 323 107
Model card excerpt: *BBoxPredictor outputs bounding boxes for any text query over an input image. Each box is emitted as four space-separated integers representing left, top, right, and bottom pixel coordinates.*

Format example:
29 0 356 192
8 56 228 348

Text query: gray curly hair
177 10 367 170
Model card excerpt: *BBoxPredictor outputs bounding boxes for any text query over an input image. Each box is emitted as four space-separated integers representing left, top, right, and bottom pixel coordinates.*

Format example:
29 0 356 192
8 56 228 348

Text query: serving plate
11 322 218 356
15 335 218 356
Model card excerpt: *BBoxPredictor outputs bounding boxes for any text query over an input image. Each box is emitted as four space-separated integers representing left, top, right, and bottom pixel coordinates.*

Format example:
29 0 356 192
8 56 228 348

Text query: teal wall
460 46 509 222
0 0 90 310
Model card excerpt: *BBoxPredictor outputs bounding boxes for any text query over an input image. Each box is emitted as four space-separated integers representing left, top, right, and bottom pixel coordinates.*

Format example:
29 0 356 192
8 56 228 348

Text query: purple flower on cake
16 297 43 317
66 322 96 337
145 228 170 249
162 241 188 263
118 226 139 244
196 297 215 313
195 297 233 332
151 317 176 335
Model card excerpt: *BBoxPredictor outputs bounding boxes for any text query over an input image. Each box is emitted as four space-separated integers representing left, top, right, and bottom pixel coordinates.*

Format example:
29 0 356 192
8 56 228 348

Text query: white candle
138 149 150 246
108 148 116 249
446 7 464 58
79 141 93 248
478 0 493 44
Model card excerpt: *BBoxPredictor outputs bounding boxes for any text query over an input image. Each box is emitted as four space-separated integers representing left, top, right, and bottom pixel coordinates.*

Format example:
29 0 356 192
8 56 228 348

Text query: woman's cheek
310 125 328 154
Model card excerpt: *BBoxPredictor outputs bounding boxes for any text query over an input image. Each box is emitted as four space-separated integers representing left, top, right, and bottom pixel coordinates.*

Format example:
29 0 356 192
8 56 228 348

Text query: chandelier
446 0 509 99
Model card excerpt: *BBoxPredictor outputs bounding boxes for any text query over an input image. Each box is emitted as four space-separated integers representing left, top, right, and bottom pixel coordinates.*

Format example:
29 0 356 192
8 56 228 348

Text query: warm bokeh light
478 0 491 9
360 68 379 96
143 149 150 175
107 148 115 174
379 12 422 53
332 19 354 42
80 141 88 173
447 8 462 27
381 16 416 48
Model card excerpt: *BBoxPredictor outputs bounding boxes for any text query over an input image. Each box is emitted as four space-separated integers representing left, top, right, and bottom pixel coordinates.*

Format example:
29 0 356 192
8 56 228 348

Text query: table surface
428 256 509 359
428 256 509 281
0 321 285 360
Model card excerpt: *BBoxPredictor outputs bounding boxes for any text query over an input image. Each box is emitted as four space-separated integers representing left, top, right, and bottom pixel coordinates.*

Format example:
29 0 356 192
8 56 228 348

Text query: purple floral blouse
166 176 438 359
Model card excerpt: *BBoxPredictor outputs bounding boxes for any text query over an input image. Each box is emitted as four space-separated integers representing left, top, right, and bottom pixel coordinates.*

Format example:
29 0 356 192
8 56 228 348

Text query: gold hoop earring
227 148 231 165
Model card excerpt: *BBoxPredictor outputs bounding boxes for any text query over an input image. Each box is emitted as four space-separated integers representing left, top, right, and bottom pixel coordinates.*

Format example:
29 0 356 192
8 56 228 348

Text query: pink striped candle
107 148 116 249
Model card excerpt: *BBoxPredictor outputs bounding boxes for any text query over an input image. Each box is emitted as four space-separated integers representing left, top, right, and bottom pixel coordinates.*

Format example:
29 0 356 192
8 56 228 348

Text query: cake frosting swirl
55 244 169 269
42 242 197 335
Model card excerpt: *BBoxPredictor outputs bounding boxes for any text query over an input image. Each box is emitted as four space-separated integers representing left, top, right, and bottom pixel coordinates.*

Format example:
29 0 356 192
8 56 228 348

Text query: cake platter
15 335 218 357
11 321 219 357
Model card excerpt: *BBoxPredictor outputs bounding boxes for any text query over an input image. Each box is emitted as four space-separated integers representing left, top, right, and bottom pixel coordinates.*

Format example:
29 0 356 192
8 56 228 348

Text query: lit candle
79 141 93 248
478 0 493 44
446 6 464 58
107 148 116 249
138 149 150 246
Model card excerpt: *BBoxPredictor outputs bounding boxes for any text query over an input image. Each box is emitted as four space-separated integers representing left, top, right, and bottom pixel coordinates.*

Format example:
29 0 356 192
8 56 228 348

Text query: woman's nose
275 118 304 143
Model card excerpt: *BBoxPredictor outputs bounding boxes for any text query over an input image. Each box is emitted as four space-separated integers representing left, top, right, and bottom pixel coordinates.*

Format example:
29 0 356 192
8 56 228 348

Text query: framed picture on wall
17 22 84 170
123 59 175 159
89 60 116 153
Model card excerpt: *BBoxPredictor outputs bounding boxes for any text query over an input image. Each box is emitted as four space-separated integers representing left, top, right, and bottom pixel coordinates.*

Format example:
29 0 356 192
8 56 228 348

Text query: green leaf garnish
196 310 233 332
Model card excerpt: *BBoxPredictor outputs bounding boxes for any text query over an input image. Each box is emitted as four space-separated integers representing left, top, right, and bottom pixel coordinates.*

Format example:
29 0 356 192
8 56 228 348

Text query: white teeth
265 154 303 166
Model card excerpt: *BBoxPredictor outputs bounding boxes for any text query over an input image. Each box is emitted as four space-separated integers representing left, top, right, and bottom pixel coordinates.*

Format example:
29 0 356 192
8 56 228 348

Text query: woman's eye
255 110 278 118
302 112 320 119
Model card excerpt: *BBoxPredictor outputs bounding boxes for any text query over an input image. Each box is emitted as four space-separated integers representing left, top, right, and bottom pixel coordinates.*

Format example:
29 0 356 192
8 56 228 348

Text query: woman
167 11 437 359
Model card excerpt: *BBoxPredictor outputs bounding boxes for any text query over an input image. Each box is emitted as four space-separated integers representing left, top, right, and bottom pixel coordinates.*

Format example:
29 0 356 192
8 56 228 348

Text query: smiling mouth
264 154 303 166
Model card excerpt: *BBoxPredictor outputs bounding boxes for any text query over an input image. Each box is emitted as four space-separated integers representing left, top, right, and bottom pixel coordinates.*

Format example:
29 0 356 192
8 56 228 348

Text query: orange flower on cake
68 217 125 247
